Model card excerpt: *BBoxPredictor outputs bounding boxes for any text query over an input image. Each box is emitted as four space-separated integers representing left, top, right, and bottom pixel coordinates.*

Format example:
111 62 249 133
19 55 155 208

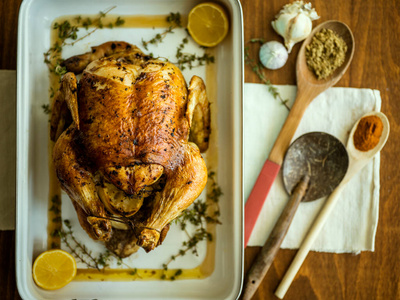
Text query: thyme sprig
245 39 290 110
142 12 182 50
141 12 215 71
174 36 215 71
44 6 125 75
66 8 125 47
161 172 222 279
57 219 114 270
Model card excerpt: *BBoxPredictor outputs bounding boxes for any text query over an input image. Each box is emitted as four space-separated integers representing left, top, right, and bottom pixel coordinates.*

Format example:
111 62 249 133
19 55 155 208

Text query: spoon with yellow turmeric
275 111 390 299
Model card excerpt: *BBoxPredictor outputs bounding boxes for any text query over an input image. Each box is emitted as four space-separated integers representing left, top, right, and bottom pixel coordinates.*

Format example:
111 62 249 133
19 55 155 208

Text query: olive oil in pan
47 23 64 249
47 14 217 281
47 143 62 250
75 267 204 281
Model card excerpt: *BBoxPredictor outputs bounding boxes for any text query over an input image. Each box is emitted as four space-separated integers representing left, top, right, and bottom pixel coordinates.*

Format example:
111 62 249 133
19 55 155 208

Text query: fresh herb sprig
142 12 182 50
175 36 215 71
57 219 117 270
44 6 125 75
245 39 290 110
42 104 51 115
69 9 125 47
142 12 215 71
161 172 222 279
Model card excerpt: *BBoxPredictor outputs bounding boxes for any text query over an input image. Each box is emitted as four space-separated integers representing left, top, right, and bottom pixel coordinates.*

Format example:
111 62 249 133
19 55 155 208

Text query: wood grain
0 0 22 70
0 231 20 299
2 0 400 299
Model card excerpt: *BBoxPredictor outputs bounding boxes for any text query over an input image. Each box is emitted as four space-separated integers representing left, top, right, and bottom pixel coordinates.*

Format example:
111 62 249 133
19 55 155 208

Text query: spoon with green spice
245 21 355 246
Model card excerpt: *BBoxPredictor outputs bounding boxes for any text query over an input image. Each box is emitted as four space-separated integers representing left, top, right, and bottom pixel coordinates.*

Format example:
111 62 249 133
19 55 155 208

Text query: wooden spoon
274 112 390 299
245 20 355 246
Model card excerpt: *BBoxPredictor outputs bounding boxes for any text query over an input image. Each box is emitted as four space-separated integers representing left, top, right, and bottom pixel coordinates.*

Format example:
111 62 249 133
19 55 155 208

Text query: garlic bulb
259 41 288 70
271 1 319 53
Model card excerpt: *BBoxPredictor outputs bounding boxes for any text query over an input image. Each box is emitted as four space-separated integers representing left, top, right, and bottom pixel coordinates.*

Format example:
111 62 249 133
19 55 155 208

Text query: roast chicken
50 41 210 256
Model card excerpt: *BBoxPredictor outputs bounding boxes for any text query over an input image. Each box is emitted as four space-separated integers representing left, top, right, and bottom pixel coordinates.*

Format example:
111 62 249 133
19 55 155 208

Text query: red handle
244 159 281 247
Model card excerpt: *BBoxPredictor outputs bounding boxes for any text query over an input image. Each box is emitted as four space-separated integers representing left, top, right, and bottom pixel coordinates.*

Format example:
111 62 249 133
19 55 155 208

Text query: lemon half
32 249 77 290
187 2 229 47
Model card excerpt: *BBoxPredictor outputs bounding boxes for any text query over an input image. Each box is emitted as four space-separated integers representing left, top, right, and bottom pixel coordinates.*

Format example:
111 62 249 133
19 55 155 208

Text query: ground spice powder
353 115 383 151
306 28 348 80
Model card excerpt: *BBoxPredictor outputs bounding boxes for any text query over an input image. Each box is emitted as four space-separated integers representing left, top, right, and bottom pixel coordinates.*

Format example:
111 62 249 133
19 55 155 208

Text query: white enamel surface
16 0 244 299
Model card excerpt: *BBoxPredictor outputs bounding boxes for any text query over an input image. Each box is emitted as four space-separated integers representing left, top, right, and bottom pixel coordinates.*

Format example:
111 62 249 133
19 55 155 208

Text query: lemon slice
32 249 77 290
187 2 229 47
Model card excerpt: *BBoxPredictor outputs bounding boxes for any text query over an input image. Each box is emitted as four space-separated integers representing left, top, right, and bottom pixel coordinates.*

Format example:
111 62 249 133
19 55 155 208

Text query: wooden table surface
1 0 399 299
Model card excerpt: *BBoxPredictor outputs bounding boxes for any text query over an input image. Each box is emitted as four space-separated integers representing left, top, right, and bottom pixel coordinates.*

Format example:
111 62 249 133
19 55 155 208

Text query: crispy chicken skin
51 42 210 254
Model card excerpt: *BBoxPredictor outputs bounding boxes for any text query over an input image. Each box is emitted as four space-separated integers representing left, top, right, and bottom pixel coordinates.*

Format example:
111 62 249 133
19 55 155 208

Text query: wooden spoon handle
245 159 281 246
244 92 311 246
268 92 311 165
242 176 310 300
274 182 346 299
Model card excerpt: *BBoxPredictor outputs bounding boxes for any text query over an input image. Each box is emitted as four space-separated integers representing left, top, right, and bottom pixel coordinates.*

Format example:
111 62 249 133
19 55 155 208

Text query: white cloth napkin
245 83 381 253
0 70 16 230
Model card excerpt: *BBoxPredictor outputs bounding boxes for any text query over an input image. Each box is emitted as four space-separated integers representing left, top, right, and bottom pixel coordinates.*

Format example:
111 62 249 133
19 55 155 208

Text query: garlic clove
271 13 295 38
271 1 319 53
286 14 313 52
289 14 313 41
259 41 288 70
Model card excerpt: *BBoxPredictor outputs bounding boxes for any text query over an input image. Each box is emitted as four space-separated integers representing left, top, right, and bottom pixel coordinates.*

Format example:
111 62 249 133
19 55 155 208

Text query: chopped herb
51 229 59 237
52 216 62 223
49 205 61 214
115 16 125 26
129 268 137 276
166 12 182 27
54 64 67 76
42 104 51 114
49 87 55 98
